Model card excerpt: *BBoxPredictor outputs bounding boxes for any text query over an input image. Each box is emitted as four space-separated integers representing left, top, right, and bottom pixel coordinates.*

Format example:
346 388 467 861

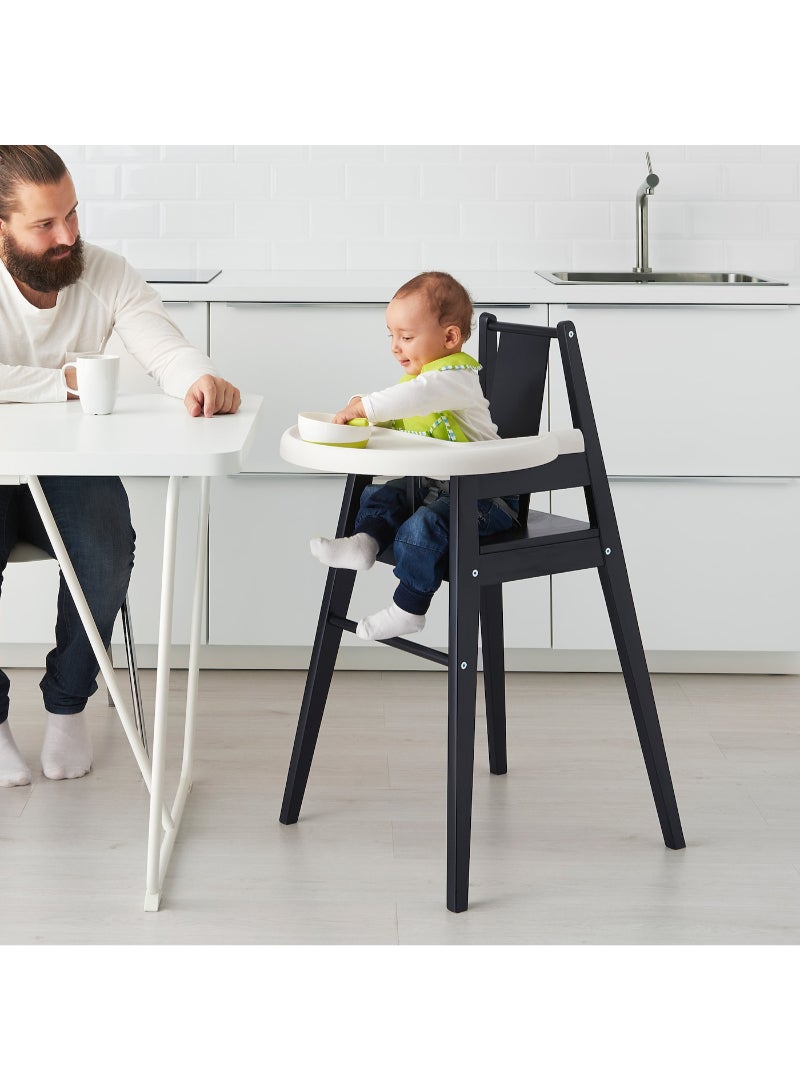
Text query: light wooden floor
2 665 800 945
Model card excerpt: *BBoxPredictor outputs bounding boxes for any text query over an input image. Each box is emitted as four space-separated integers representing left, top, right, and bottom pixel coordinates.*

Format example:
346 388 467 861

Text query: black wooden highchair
279 314 685 912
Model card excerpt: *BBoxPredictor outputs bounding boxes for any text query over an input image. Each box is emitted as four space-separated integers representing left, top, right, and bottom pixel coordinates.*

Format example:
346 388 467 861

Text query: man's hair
0 145 68 220
393 270 474 341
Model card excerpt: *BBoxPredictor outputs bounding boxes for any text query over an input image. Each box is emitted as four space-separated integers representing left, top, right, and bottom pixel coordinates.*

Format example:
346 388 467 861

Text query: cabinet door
112 477 203 649
209 303 545 473
551 478 800 652
208 475 552 651
549 304 800 476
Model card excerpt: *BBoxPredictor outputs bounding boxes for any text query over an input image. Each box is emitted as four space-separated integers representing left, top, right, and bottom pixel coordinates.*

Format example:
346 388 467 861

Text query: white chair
6 541 148 754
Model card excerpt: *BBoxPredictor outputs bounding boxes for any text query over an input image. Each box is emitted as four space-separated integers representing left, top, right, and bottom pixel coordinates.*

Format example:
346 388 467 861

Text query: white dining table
0 392 263 910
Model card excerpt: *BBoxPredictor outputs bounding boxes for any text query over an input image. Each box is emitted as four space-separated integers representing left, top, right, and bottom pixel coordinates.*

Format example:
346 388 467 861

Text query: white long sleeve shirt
360 357 499 443
0 242 217 403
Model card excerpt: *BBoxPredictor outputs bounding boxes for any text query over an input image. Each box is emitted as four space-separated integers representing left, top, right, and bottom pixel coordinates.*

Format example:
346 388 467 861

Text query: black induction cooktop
140 269 222 284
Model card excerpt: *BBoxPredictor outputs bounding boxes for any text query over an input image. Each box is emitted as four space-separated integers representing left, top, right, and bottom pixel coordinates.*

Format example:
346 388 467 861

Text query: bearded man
0 145 240 787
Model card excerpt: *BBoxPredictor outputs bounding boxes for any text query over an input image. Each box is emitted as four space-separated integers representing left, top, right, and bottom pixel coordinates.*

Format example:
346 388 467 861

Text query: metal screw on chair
472 569 478 577
605 547 612 555
460 661 468 670
568 330 574 337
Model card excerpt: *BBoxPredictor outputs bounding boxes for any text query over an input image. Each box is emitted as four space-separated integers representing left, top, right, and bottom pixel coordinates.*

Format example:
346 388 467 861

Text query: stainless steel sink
539 271 788 285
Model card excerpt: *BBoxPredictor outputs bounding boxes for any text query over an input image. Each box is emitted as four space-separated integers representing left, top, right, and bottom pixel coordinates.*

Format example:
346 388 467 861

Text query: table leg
144 475 210 911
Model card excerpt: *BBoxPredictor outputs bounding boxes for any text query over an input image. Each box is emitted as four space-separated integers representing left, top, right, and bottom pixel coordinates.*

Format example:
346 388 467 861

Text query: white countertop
151 269 800 306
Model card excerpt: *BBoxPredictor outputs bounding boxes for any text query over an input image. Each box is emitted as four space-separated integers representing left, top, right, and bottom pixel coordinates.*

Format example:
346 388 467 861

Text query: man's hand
63 365 79 400
184 375 241 418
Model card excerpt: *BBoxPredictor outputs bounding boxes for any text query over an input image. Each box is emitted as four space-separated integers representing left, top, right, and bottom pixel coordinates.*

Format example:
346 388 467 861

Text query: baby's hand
332 397 366 424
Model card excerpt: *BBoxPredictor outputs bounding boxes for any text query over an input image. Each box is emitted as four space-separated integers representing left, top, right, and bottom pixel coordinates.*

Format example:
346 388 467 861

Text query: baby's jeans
355 477 518 615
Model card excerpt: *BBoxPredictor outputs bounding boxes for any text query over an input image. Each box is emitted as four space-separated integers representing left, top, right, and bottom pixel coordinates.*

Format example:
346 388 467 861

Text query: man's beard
1 232 85 293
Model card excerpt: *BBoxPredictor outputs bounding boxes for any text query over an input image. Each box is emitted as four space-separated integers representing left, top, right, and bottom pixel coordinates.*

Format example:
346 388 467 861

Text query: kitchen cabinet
548 303 800 657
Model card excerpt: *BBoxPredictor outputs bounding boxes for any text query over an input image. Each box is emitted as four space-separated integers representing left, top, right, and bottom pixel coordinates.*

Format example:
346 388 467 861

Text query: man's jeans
355 477 518 615
0 477 135 721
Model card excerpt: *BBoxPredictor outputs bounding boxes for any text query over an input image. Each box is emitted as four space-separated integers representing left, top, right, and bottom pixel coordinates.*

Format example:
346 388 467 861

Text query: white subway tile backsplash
386 201 460 238
122 164 196 200
687 202 761 238
123 239 199 269
197 240 271 270
537 146 612 162
572 240 636 269
234 146 309 162
163 202 235 238
502 239 572 271
535 202 609 239
496 163 570 200
724 240 797 274
271 239 347 269
656 164 723 200
69 164 120 200
274 163 345 200
347 163 420 200
311 202 384 239
611 199 687 239
647 239 726 269
45 145 800 277
198 164 272 200
462 146 534 162
234 202 309 240
385 146 460 163
725 164 798 199
85 202 160 238
570 164 642 201
767 203 800 234
85 146 159 162
609 146 686 163
347 240 423 270
421 163 495 200
161 146 234 162
686 146 762 162
420 240 499 271
462 201 536 240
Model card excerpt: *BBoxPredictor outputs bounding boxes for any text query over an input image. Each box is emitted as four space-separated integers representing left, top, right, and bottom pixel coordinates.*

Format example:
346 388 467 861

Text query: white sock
356 602 426 642
0 719 32 788
41 711 93 780
310 533 379 571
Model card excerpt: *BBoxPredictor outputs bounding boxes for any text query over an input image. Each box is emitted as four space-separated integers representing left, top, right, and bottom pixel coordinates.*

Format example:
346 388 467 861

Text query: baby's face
385 293 460 377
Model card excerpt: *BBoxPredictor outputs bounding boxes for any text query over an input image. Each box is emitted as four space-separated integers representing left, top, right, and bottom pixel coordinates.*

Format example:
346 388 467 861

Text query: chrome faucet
634 152 659 274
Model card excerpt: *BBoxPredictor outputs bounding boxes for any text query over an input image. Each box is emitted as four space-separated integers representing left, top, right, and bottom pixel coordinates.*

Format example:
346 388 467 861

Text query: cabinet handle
563 304 792 312
223 301 388 309
609 475 798 484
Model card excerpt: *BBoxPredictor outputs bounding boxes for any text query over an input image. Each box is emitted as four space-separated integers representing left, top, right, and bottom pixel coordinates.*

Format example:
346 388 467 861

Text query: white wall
55 145 800 279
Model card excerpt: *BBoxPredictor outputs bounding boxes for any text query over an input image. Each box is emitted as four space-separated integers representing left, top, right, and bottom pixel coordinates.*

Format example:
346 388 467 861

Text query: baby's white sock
310 533 379 571
356 603 426 642
41 711 93 780
0 719 32 787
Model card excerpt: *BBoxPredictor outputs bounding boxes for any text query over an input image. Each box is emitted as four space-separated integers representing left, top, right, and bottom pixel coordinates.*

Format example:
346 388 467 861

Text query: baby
310 270 518 642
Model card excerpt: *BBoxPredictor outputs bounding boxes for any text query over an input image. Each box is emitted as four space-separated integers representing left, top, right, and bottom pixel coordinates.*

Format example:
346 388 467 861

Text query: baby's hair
393 271 474 341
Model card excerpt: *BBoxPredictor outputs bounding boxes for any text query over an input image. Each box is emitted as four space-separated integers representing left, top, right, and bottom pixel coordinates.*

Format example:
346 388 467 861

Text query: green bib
389 352 480 443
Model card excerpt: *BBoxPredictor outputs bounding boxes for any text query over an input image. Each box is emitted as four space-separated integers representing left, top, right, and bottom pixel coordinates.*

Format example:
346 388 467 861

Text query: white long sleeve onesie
0 242 217 403
360 358 499 443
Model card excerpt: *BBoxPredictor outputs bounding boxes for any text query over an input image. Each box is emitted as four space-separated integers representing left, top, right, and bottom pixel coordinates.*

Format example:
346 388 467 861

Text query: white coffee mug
64 355 120 415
